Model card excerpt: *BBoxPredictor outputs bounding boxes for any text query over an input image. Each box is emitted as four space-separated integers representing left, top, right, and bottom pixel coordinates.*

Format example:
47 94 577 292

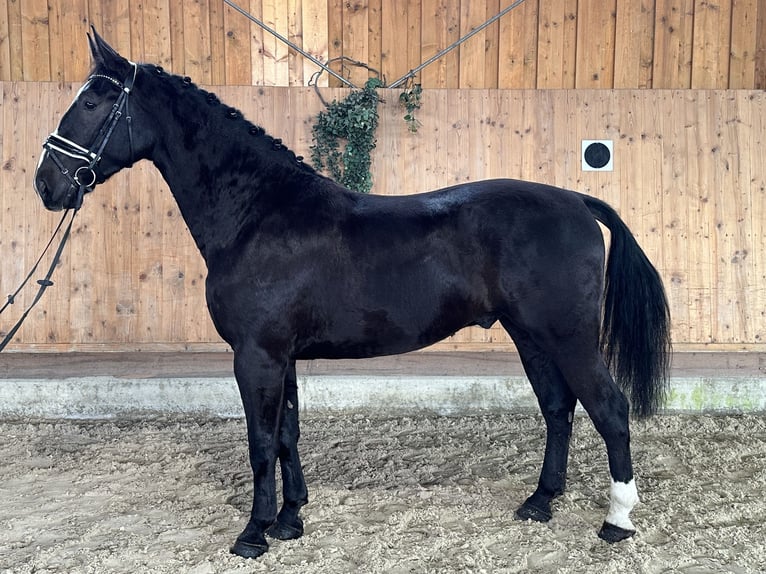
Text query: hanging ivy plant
311 77 383 194
399 81 422 133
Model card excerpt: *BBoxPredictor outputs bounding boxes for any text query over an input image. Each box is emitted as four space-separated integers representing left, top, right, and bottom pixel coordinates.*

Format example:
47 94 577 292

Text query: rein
0 208 78 352
42 63 137 208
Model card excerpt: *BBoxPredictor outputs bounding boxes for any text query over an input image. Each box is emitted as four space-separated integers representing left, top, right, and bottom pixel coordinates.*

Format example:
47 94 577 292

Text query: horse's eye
83 101 97 111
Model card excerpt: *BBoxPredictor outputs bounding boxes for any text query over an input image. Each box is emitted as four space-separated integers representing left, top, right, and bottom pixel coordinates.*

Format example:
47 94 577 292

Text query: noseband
42 63 137 208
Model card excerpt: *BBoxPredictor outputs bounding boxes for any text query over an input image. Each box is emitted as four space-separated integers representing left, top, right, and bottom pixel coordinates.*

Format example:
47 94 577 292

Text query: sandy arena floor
1 412 765 573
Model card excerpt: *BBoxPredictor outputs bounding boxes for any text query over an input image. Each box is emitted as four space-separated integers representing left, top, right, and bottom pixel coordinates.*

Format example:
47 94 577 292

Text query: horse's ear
87 26 129 70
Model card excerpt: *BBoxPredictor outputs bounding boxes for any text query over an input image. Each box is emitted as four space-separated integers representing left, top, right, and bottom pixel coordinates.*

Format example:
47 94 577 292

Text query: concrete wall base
1 374 765 419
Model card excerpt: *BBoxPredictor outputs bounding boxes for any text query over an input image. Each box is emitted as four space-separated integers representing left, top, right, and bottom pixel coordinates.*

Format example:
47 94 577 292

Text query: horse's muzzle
33 178 62 212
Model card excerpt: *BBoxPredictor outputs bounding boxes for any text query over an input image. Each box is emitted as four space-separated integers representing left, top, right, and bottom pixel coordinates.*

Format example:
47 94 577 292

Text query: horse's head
34 29 146 211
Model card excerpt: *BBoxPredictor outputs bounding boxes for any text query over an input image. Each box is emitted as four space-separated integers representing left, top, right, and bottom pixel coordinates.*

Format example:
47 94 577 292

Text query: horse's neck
149 121 290 261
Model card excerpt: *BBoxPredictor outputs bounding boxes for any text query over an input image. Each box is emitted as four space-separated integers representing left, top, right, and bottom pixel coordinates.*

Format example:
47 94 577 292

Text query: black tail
581 195 671 418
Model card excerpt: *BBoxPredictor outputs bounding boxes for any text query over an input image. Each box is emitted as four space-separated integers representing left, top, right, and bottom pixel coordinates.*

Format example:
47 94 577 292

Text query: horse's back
342 179 605 263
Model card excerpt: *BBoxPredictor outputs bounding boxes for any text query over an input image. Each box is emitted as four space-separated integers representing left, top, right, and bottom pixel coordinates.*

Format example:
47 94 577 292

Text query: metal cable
223 0 359 89
388 0 528 88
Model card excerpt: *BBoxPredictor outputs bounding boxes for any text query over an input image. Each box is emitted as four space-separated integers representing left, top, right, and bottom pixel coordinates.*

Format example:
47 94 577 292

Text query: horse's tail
581 194 671 418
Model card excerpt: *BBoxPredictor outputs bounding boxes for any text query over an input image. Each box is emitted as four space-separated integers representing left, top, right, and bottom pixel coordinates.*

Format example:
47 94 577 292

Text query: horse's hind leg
550 345 639 543
504 322 577 523
266 361 309 541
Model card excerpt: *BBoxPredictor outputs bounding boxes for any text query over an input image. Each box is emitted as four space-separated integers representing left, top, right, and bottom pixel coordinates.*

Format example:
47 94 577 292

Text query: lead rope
0 207 79 352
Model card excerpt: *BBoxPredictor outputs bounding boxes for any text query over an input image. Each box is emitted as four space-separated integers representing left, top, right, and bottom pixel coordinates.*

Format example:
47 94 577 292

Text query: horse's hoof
230 539 269 559
598 521 636 543
514 501 553 523
266 518 304 540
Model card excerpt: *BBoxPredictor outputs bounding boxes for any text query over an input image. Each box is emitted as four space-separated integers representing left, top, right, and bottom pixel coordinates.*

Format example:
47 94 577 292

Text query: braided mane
141 63 316 175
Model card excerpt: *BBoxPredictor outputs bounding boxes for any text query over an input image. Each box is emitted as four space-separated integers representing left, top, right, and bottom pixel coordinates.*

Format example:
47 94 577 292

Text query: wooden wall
1 0 765 89
1 82 765 352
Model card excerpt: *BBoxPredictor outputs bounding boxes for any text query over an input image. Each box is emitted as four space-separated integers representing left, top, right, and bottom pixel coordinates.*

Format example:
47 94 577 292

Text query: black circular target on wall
583 142 611 169
581 140 613 171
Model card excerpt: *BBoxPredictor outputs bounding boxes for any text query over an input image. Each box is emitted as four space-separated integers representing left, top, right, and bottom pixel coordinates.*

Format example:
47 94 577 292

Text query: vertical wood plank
367 0 382 82
287 0 305 86
39 85 75 346
420 0 460 88
574 0 617 88
87 0 104 44
660 91 689 342
135 165 167 344
614 0 656 88
167 0 185 74
0 0 10 81
729 0 758 88
756 0 766 88
744 91 766 342
687 92 715 342
342 0 368 86
0 83 25 346
48 1 91 81
497 0 539 88
638 91 666 285
326 0 343 86
714 92 753 341
373 88 402 195
690 0 732 88
483 0 500 89
5 0 22 80
99 0 132 58
483 90 515 178
458 0 487 88
383 0 423 85
301 0 329 86
21 0 51 80
262 0 290 86
652 0 694 88
141 0 173 70
129 0 144 63
536 0 577 88
209 0 227 84
247 0 265 86
224 0 253 84
381 0 410 83
183 0 212 83
406 0 422 83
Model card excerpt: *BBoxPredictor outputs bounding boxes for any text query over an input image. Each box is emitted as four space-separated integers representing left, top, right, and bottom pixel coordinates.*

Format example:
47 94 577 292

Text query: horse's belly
295 304 495 361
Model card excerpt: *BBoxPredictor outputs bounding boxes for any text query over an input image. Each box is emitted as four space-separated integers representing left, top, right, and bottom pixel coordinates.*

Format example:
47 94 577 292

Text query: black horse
34 31 671 558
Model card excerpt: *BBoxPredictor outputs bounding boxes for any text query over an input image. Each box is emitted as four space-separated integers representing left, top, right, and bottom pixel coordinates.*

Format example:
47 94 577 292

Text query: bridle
42 62 138 209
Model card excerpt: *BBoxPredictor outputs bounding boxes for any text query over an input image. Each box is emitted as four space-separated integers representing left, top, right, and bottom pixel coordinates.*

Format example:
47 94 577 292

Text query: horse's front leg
229 348 287 559
266 361 309 541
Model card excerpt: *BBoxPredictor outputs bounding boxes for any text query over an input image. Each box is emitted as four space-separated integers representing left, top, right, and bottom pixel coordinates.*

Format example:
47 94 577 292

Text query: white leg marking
605 478 639 531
